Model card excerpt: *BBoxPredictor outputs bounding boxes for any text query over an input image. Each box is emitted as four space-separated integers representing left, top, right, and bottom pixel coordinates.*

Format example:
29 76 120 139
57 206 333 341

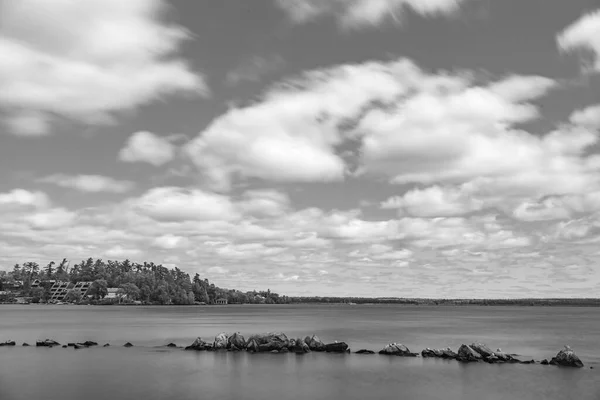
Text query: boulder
166 343 178 348
421 347 457 359
324 341 349 353
355 349 375 354
22 343 30 347
291 338 310 354
0 340 16 347
36 339 60 347
185 337 209 351
456 344 482 362
62 345 67 348
541 359 549 365
79 341 98 347
123 342 134 348
213 333 229 350
103 344 110 347
379 343 418 357
549 346 584 368
470 342 494 358
304 335 326 352
247 332 290 352
228 333 246 350
246 338 259 353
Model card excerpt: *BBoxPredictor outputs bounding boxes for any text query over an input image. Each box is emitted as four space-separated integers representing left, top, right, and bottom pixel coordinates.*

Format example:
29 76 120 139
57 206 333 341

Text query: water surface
0 304 598 400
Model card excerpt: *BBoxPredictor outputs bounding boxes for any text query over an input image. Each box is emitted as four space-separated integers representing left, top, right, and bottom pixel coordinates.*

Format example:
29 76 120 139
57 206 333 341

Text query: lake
0 304 598 400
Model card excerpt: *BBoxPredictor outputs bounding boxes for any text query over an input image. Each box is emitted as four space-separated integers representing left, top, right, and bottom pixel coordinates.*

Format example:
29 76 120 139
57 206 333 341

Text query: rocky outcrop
246 332 290 353
123 342 134 348
0 340 16 346
470 342 494 358
36 339 60 347
379 343 418 357
324 341 349 353
355 349 375 354
291 337 310 354
549 346 584 368
304 335 326 352
421 347 458 359
185 337 210 351
228 333 246 350
213 333 229 350
456 344 482 362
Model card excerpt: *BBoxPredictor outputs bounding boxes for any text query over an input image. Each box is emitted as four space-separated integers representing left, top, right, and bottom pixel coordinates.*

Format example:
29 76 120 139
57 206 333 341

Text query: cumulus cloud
0 189 50 210
557 9 600 71
570 104 600 128
276 0 469 28
119 131 177 166
0 0 206 136
39 174 135 193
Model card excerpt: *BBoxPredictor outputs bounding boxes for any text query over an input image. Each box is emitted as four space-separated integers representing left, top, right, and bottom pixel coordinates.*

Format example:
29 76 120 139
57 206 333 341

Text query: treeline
0 258 289 305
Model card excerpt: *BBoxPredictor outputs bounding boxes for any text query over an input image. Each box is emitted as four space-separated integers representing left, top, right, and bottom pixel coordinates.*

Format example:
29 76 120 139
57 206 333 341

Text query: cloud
23 208 77 230
39 174 135 193
152 234 190 250
226 55 285 86
236 189 291 217
0 189 50 210
570 104 600 128
0 0 206 136
119 131 177 166
276 0 470 29
130 186 239 222
381 185 484 217
557 9 600 71
105 245 142 259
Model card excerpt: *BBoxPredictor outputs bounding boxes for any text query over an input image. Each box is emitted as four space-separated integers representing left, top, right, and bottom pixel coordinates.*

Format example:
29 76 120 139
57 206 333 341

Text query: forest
0 258 289 305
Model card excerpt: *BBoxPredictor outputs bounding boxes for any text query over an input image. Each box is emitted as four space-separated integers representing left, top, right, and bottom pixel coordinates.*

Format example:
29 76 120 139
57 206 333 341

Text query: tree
89 279 108 300
64 290 82 304
44 261 55 279
117 283 140 303
23 262 39 278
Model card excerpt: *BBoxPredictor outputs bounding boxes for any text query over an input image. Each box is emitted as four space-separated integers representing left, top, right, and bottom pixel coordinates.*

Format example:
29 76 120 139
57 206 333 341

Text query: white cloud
152 234 190 250
23 208 77 230
207 266 228 274
0 189 50 210
0 0 206 136
39 174 135 193
105 245 142 259
570 104 600 128
276 0 469 28
381 185 484 217
131 186 239 222
119 131 177 166
236 189 291 217
557 9 600 71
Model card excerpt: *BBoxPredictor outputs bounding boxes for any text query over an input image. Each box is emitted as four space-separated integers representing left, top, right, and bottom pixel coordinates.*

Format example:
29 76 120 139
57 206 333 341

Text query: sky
1 0 600 298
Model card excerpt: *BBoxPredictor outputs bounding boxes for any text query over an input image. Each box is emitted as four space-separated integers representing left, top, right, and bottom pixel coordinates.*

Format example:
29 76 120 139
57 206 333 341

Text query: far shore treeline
1 258 600 306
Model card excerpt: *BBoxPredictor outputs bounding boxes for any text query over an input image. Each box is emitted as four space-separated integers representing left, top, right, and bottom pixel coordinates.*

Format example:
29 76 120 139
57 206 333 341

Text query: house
215 298 228 305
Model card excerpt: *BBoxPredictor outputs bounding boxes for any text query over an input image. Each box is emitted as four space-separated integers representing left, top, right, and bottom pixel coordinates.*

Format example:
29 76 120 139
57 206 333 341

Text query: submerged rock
228 333 246 350
36 339 60 347
185 337 209 351
456 345 482 362
379 343 418 357
123 342 134 348
355 349 375 354
324 341 349 353
213 333 229 350
549 346 584 368
304 335 326 352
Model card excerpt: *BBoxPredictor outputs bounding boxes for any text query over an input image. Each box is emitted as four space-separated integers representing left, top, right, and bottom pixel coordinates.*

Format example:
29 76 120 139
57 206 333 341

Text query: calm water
0 304 598 400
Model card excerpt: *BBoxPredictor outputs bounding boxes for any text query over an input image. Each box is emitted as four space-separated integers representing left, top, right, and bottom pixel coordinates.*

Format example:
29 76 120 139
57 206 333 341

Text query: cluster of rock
1 336 586 368
185 332 349 354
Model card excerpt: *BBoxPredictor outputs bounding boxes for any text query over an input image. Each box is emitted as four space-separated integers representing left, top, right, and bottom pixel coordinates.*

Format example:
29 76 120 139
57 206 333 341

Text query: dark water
0 304 598 400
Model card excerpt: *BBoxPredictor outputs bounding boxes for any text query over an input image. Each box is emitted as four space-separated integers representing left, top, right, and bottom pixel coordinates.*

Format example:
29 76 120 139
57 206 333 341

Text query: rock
0 340 16 347
228 332 246 350
484 355 500 364
291 337 310 354
185 337 209 351
355 349 375 354
421 347 457 359
103 344 110 347
247 332 290 352
36 339 60 347
518 359 535 364
73 344 82 349
549 346 584 368
280 347 289 353
213 333 229 350
324 341 349 353
62 345 67 348
270 349 279 354
494 349 513 362
123 342 134 348
541 359 549 365
22 343 30 347
457 345 482 362
166 343 178 348
79 341 98 347
67 343 76 347
246 338 259 353
470 342 494 358
379 343 418 357
304 335 326 352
